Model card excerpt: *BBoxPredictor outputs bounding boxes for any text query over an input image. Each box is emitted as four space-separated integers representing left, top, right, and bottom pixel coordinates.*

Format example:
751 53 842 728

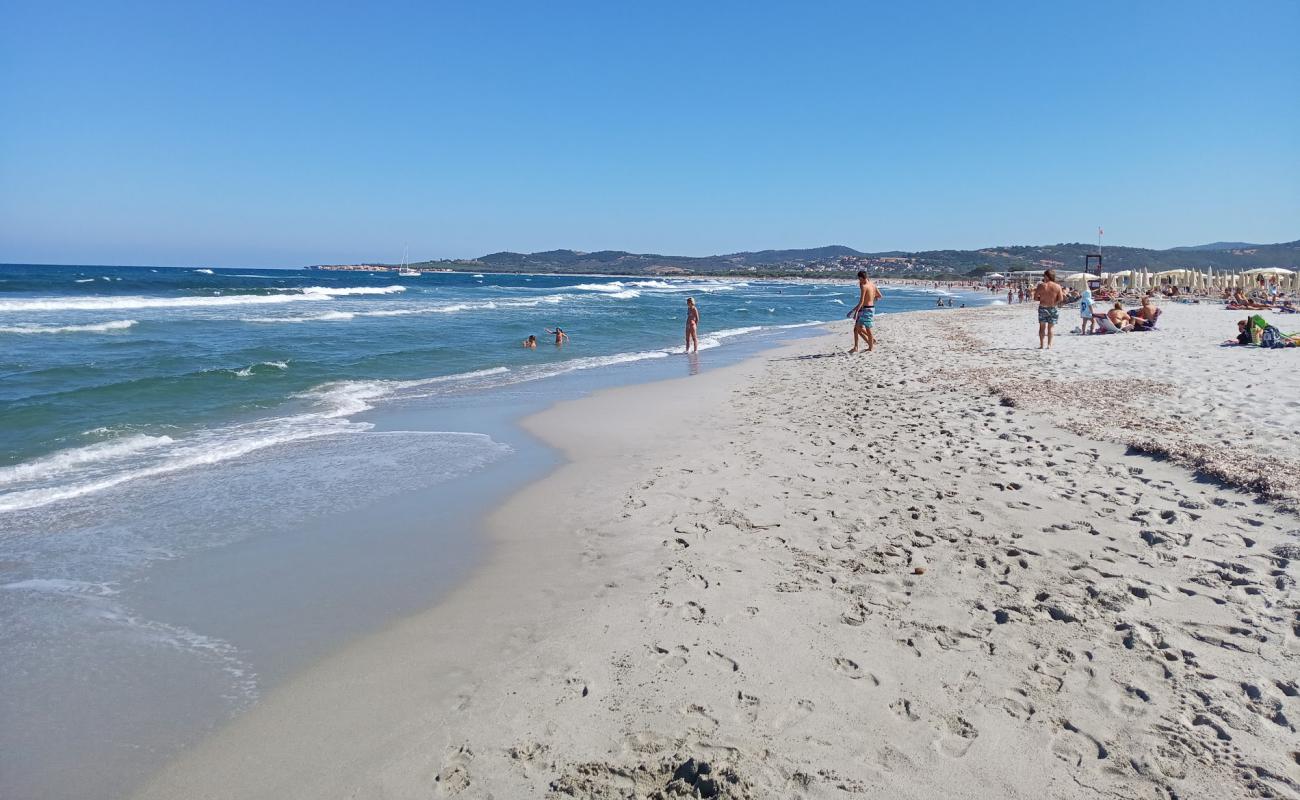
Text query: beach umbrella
1243 267 1295 276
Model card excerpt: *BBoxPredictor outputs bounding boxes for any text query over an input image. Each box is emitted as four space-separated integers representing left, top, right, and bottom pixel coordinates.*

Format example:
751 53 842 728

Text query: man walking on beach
1032 269 1065 349
847 270 883 353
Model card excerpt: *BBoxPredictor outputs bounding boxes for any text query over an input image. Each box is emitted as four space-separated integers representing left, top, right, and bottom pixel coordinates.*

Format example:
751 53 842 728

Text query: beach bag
1261 325 1291 348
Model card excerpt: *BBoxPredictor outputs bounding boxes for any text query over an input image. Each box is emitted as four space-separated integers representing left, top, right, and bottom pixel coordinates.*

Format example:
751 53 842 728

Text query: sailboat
397 245 419 277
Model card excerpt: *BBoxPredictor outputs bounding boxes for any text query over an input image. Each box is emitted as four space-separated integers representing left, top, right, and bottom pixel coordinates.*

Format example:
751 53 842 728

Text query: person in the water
684 297 700 354
545 327 568 345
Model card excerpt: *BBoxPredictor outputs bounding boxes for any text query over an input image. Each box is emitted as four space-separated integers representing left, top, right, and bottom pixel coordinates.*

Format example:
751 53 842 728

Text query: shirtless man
1032 269 1066 349
846 270 883 353
1132 296 1159 330
684 297 699 354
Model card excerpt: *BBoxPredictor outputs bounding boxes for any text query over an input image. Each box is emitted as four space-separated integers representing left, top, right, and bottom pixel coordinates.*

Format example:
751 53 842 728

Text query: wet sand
134 301 1300 799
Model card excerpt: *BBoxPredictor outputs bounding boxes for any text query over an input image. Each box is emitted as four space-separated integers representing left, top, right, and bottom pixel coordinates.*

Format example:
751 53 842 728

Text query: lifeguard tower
1085 253 1103 291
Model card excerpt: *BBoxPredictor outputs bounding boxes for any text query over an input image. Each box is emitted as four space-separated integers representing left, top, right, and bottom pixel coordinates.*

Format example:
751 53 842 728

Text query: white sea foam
231 361 289 377
299 366 512 417
2 578 119 596
609 290 641 299
0 435 175 488
194 268 215 275
0 320 137 334
74 278 95 283
0 421 361 514
0 285 405 312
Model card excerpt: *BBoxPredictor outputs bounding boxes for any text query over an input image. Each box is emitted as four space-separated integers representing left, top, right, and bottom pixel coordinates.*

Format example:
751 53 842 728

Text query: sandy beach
134 301 1300 800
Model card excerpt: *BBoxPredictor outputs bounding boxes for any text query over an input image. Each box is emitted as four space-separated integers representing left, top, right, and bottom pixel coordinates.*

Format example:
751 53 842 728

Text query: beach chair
1096 315 1125 334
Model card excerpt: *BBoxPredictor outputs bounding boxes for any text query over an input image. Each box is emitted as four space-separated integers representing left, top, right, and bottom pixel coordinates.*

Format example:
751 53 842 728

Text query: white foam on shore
0 320 138 334
0 286 405 312
0 435 175 488
2 578 120 596
568 279 741 295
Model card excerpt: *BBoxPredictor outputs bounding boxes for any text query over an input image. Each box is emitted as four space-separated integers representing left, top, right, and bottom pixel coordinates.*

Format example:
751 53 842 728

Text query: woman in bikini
684 297 700 354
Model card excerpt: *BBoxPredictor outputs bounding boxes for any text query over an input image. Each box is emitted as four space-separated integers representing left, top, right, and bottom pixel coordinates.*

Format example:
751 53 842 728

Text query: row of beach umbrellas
1054 266 1299 294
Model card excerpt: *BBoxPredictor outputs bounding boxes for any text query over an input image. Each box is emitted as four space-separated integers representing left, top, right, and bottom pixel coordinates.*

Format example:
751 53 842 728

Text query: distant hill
1172 242 1263 251
385 239 1300 277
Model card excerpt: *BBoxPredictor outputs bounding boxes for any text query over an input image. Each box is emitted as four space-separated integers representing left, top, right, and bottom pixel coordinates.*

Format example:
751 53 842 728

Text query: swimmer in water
545 327 568 345
522 334 537 349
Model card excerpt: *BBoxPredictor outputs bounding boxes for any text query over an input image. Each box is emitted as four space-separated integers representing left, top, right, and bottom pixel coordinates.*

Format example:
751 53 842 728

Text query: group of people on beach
1030 269 1166 347
1226 277 1295 312
521 297 703 355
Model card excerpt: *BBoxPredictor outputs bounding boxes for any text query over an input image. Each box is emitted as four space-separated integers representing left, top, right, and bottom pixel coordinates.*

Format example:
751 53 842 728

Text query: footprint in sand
434 745 474 796
889 698 920 722
1050 720 1109 767
649 644 690 670
936 716 979 757
734 691 760 723
832 656 865 679
707 649 739 673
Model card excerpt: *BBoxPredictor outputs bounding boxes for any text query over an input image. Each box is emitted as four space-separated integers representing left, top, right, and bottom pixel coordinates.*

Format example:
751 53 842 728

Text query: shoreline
136 300 1299 798
131 322 804 800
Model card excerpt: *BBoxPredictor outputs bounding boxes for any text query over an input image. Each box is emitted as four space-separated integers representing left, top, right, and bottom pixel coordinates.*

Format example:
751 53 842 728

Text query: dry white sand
134 301 1300 800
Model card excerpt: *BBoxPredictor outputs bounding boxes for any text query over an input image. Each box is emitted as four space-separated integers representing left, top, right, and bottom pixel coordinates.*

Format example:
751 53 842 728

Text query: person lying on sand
1225 319 1253 346
1228 288 1270 310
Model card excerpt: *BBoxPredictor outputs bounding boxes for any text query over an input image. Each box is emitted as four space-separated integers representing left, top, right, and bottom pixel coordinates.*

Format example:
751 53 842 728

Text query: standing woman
684 297 700 354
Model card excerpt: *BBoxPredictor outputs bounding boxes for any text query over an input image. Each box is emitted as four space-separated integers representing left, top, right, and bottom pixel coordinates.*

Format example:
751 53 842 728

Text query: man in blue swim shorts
846 270 883 353
1031 269 1065 349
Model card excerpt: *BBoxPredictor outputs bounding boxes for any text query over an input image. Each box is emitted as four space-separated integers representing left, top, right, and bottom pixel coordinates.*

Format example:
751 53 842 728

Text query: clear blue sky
2 0 1297 267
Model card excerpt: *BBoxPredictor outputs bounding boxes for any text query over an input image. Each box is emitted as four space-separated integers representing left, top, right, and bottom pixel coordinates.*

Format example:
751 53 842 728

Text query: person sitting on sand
1107 301 1133 332
545 327 569 345
523 334 537 349
1131 297 1160 331
683 297 700 354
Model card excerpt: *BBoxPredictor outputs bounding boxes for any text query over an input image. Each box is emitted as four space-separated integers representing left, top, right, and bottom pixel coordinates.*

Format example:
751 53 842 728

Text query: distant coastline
307 238 1300 280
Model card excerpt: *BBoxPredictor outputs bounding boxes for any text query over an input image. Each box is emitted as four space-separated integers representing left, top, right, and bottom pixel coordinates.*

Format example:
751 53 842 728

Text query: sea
0 263 989 799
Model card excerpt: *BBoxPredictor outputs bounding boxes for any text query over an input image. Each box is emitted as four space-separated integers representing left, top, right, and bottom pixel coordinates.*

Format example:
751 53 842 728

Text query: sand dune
135 302 1300 800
